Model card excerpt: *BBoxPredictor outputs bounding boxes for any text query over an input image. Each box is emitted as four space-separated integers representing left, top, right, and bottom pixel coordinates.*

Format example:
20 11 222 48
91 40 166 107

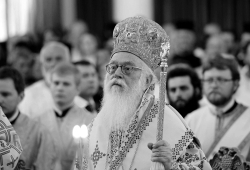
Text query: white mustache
109 78 126 87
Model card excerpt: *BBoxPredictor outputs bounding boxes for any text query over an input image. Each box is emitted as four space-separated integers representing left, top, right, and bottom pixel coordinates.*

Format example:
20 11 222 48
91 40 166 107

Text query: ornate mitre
111 16 170 71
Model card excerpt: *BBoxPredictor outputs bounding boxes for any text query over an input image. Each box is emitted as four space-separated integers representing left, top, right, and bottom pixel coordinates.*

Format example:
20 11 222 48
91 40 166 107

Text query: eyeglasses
202 78 233 85
106 63 142 75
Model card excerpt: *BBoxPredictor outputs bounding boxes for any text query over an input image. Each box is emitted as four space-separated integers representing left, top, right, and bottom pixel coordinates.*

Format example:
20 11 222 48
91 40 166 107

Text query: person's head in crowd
162 22 176 36
43 28 63 45
236 24 250 67
168 20 201 69
221 30 235 53
203 23 221 37
31 55 43 81
171 20 196 55
67 20 88 49
74 60 99 101
240 23 250 47
202 54 240 108
243 41 250 68
79 33 98 56
0 67 25 119
205 35 227 59
50 63 80 110
39 41 71 82
175 29 196 55
166 64 202 117
7 35 21 53
103 22 117 53
95 49 111 86
7 41 35 80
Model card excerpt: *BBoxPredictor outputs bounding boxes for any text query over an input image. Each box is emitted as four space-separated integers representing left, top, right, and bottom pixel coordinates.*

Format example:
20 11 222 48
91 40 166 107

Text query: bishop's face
104 52 144 94
100 52 149 131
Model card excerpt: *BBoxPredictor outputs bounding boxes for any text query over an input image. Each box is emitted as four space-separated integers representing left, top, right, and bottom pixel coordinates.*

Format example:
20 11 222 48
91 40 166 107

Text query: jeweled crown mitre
111 16 170 71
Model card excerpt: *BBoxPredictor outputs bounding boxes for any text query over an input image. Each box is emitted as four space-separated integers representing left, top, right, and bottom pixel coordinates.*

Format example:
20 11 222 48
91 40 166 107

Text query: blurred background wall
155 0 250 41
1 0 250 42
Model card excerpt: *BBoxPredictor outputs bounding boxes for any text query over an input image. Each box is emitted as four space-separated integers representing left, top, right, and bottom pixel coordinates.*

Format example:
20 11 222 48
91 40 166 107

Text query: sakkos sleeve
171 141 212 170
0 107 22 170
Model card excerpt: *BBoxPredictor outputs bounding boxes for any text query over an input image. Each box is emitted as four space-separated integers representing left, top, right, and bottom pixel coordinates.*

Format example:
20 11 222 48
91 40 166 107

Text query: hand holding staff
150 41 170 170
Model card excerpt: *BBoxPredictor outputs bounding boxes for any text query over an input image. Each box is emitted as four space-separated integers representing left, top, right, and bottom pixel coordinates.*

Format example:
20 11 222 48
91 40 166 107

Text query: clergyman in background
166 64 202 118
186 55 250 160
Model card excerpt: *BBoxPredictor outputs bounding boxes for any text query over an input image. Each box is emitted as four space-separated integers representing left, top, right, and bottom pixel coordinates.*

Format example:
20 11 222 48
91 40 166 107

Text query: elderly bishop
75 16 212 170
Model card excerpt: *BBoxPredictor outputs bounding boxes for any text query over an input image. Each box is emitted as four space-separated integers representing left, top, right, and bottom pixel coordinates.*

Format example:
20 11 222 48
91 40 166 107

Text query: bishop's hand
148 140 172 170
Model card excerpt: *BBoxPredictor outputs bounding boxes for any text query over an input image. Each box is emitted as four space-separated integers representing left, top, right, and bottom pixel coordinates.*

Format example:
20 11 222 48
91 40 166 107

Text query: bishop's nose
113 67 123 79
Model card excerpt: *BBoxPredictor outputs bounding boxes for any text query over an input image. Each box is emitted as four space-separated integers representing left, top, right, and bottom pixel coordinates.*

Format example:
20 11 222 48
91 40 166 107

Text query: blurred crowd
1 19 250 169
1 20 250 98
0 20 113 88
161 21 250 108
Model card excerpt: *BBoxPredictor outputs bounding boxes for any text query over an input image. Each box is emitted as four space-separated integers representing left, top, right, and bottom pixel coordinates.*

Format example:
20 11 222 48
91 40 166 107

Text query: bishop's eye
109 64 117 71
106 64 118 74
122 65 133 74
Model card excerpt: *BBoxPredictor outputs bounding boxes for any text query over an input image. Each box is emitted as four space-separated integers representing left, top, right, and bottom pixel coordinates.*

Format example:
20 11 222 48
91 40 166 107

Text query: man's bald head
40 42 71 73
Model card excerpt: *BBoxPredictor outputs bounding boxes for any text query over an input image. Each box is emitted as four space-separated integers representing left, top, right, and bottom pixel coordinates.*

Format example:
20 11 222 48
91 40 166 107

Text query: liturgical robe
37 104 96 170
75 88 212 170
185 99 250 161
13 112 56 170
0 107 22 170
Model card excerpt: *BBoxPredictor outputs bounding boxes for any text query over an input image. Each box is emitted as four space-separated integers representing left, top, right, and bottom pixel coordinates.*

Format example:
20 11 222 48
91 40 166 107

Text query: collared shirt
53 102 74 118
209 98 235 117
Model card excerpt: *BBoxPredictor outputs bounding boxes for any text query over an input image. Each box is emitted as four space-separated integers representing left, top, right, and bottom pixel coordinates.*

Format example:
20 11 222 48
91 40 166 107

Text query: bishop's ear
145 74 153 88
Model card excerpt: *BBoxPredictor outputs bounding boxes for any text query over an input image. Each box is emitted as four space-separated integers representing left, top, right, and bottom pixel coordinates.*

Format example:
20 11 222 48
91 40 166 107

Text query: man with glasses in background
186 54 250 161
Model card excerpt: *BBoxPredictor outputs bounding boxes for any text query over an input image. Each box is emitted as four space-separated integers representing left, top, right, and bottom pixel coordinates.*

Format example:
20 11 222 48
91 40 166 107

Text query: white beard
98 75 146 132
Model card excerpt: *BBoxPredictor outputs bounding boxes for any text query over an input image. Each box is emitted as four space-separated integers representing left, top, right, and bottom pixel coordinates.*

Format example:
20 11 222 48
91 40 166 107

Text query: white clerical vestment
13 113 56 170
18 80 88 118
235 66 250 107
185 100 250 160
0 107 22 170
37 104 96 170
75 89 212 170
